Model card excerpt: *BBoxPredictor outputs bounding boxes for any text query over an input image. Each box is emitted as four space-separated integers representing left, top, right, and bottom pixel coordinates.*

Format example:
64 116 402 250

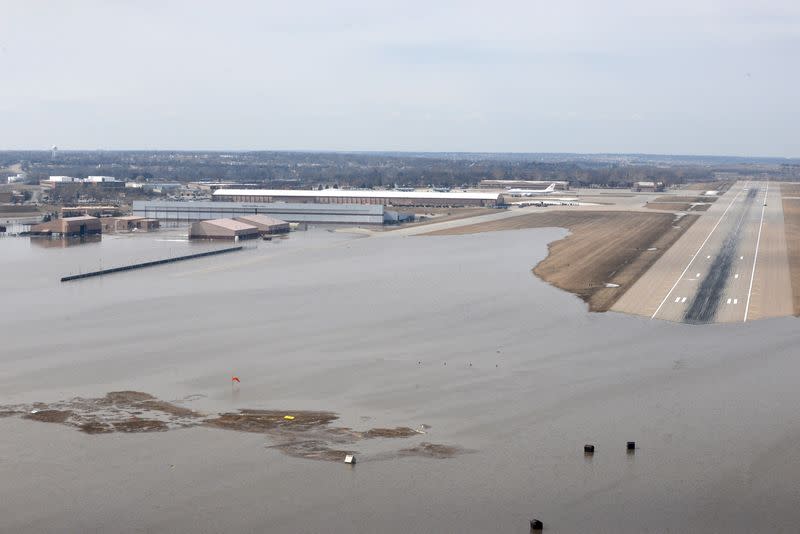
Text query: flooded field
1 227 799 532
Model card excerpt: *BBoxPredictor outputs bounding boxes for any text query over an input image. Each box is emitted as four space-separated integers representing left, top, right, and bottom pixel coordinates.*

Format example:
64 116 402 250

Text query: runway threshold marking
744 182 769 322
650 183 748 320
735 274 739 279
727 298 732 304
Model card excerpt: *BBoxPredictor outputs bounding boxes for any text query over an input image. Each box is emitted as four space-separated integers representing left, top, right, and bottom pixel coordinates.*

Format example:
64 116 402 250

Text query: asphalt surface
612 181 794 323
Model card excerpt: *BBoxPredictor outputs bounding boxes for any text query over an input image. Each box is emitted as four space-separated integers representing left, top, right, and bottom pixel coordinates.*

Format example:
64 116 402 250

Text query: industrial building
133 200 392 224
30 215 102 237
479 180 570 191
212 189 505 207
189 218 260 240
233 214 290 234
100 216 160 233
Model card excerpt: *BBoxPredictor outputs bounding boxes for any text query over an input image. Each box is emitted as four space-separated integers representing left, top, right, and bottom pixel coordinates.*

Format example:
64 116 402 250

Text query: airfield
414 181 799 324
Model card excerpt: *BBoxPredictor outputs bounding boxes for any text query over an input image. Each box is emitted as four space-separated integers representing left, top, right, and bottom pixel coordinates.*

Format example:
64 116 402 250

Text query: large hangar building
133 201 393 225
189 219 260 240
212 189 505 207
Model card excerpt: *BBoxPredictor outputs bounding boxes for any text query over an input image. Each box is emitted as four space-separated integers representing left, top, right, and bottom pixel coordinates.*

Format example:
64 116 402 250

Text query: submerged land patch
5 391 465 462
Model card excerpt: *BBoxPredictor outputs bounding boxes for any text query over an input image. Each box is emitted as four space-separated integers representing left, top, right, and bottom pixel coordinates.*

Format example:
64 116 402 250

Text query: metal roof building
233 214 290 234
212 189 505 207
189 218 260 240
133 200 387 224
30 215 102 236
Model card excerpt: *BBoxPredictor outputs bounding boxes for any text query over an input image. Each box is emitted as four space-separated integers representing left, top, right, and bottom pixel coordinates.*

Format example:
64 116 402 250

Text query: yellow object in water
283 415 295 420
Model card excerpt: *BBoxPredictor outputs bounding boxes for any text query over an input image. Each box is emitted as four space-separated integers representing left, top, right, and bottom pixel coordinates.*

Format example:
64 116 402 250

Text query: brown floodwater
1 227 799 533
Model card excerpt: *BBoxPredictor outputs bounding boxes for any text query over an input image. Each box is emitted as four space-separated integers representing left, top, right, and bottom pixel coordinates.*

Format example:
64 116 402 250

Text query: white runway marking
734 273 739 279
707 255 711 259
740 256 744 260
727 298 732 304
681 297 687 303
696 273 701 277
650 183 748 320
675 297 681 303
734 298 738 304
744 182 769 322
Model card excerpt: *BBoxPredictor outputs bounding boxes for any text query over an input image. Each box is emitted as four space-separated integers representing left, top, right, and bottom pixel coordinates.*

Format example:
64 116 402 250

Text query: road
612 181 794 323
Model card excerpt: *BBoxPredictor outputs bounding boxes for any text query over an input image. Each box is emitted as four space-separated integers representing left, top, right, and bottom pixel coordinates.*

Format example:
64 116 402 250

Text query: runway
612 181 794 323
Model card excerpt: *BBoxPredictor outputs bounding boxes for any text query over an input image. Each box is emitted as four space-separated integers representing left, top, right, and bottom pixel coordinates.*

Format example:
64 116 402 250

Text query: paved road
612 181 794 323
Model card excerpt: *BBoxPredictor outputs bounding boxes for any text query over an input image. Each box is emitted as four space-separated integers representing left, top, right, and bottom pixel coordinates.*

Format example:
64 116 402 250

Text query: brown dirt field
782 198 800 315
426 211 699 311
684 181 732 192
645 202 693 211
781 183 800 197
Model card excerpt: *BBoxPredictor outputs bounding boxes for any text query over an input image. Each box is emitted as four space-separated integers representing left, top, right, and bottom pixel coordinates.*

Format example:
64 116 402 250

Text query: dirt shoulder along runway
782 185 800 316
425 210 698 312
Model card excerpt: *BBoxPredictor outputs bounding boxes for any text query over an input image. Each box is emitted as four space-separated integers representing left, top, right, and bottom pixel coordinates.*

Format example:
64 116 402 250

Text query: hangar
30 215 102 237
233 214 290 234
189 219 260 240
212 189 505 207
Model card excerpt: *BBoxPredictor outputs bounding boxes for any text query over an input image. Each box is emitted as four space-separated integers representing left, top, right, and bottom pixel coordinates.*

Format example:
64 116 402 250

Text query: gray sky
1 1 798 156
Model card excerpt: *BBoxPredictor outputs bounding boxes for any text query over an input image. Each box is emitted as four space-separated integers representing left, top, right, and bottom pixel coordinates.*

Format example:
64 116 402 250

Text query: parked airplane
506 183 557 196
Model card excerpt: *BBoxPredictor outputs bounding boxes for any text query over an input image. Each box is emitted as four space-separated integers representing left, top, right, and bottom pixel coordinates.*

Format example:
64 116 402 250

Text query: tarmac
612 181 794 323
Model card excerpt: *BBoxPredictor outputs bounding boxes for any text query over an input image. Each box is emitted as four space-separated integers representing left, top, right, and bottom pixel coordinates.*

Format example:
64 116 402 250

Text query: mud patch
2 392 460 462
204 410 338 433
24 409 73 423
398 442 471 459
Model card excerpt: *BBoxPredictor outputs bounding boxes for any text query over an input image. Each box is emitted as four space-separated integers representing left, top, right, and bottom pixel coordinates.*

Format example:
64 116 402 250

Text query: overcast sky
0 1 798 156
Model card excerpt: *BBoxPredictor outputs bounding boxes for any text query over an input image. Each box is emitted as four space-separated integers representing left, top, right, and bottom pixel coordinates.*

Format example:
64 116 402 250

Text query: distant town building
189 218 260 240
6 173 27 184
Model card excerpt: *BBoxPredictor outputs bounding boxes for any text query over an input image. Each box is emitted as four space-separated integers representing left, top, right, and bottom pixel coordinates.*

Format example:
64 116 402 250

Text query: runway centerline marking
650 182 748 320
744 182 769 322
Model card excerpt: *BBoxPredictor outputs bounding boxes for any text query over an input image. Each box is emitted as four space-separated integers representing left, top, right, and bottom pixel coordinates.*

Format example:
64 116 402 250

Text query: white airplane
506 183 557 197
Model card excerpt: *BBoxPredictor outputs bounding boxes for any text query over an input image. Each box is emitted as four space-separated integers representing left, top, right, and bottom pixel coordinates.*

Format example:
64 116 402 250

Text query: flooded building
30 215 102 237
100 216 160 233
233 214 290 234
133 200 388 225
189 218 260 240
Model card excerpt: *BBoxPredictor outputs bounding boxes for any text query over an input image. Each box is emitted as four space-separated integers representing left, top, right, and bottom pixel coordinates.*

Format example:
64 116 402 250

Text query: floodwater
1 227 799 533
